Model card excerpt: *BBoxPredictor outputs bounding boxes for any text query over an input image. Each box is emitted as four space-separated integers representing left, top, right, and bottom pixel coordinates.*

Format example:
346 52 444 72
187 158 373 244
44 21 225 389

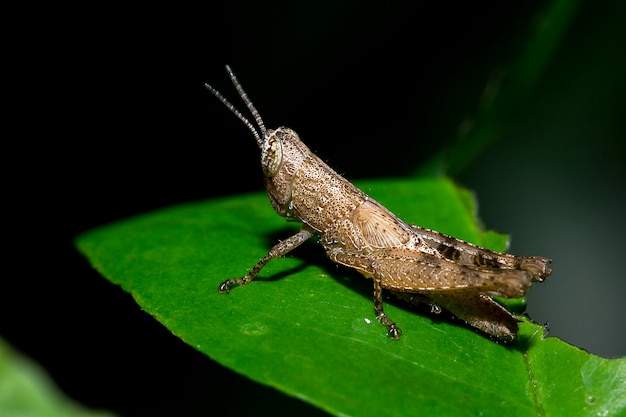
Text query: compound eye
261 132 283 177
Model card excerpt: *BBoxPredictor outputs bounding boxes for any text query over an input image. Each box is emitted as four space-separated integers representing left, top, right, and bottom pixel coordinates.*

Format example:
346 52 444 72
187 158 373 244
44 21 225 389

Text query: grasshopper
205 66 552 341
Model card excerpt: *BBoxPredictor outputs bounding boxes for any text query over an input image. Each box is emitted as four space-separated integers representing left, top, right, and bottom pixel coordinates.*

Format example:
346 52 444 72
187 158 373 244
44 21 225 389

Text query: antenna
225 65 267 137
204 66 266 148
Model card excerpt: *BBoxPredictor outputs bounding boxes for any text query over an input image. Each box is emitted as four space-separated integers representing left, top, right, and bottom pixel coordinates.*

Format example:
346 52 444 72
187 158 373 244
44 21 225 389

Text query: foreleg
218 226 314 293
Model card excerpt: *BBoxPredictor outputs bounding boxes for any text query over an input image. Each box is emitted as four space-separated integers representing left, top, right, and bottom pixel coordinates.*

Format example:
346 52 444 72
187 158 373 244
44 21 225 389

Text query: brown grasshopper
205 66 552 341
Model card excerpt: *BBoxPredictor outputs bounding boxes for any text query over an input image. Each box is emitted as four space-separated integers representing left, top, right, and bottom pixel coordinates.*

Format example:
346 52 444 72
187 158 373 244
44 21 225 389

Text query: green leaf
75 177 625 417
0 338 116 417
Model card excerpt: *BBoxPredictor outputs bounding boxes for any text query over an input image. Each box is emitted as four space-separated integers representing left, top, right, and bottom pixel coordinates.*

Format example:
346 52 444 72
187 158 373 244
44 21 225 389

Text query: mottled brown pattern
207 66 552 341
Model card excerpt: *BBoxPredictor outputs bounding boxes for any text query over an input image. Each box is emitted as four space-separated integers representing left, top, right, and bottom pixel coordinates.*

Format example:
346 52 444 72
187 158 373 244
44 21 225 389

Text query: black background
4 1 625 416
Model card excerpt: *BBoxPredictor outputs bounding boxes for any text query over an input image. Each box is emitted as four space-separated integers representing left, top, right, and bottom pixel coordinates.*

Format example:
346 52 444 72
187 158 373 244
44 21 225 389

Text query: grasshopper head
261 127 310 177
261 127 311 219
